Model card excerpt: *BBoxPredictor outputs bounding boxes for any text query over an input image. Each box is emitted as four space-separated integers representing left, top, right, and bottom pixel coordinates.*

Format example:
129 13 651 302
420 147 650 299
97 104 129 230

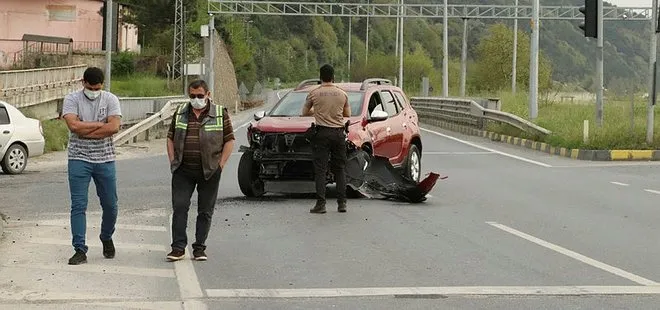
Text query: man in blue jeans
61 67 122 265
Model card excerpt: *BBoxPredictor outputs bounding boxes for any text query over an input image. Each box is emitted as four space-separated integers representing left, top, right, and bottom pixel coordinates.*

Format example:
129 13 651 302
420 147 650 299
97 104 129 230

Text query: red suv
237 78 423 197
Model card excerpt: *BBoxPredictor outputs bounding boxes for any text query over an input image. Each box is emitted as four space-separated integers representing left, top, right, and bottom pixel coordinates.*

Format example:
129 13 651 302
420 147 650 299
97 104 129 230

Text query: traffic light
579 0 598 38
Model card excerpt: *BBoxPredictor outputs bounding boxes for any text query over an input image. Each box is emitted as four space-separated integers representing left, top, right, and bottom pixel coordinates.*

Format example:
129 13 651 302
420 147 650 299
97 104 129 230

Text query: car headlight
250 129 262 144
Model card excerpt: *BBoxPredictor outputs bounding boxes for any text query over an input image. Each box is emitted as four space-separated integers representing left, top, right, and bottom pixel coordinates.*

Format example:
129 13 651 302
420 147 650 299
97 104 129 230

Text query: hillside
123 0 654 97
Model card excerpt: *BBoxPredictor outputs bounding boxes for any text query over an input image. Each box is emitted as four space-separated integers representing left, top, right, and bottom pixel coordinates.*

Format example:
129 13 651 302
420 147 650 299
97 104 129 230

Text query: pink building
0 0 139 68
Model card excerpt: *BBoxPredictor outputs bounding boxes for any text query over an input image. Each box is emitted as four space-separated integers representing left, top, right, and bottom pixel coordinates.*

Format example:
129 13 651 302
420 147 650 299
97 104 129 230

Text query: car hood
253 116 362 133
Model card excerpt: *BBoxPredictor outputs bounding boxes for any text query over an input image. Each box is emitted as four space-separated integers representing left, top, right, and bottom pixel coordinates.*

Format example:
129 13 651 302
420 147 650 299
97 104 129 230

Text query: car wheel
404 144 421 183
237 151 265 197
1 144 27 175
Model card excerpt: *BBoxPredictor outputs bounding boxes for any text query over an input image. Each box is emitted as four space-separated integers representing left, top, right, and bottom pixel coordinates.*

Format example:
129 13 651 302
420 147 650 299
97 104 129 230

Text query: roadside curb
422 119 660 161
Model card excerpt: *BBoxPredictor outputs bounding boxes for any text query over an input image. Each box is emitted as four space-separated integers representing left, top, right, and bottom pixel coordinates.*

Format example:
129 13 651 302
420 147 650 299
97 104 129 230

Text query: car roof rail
360 78 392 90
294 79 322 90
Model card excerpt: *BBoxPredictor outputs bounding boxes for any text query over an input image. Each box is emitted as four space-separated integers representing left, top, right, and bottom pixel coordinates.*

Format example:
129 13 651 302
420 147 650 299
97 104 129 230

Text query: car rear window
269 91 364 117
0 107 10 125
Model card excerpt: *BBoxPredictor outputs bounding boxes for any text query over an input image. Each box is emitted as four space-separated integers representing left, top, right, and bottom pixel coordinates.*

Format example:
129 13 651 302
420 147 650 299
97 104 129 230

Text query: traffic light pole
647 0 658 144
596 0 603 127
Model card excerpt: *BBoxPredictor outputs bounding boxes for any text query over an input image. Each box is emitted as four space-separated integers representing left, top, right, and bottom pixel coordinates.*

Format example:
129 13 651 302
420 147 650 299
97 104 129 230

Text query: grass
110 74 181 97
42 119 69 152
484 91 660 150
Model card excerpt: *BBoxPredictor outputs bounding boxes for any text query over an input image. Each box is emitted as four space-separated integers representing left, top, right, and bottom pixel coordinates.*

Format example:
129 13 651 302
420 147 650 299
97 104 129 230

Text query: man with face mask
61 67 122 265
165 79 235 261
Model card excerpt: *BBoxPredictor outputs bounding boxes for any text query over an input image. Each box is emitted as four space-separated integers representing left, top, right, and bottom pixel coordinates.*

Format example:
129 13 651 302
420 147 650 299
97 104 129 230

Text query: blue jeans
68 160 118 253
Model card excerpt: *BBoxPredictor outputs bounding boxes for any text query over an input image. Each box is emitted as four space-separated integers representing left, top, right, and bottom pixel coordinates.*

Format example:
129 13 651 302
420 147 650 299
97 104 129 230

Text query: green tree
474 23 553 93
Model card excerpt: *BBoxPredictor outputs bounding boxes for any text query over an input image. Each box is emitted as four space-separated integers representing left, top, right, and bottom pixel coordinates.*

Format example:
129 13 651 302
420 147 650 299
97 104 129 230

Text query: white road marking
5 263 175 278
644 189 660 195
27 237 168 252
487 222 658 286
0 290 128 301
422 151 494 155
610 182 630 187
72 301 184 310
168 215 206 301
205 286 660 298
420 128 552 168
28 219 167 232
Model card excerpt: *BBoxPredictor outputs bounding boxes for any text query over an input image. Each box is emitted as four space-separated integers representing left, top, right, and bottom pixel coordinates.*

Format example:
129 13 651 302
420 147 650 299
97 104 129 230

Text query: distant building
0 0 139 68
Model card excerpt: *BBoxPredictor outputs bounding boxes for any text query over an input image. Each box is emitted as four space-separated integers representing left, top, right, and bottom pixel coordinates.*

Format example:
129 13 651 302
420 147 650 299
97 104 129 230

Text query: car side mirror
254 110 266 121
369 110 388 122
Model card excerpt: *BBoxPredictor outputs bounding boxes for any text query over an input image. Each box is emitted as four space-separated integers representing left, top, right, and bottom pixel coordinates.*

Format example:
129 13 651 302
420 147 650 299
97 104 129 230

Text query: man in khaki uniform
302 64 351 214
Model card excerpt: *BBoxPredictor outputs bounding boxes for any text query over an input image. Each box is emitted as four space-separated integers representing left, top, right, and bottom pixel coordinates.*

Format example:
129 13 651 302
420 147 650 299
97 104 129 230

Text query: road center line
420 128 552 167
644 189 660 195
610 182 630 187
205 286 660 298
422 151 494 155
486 221 658 286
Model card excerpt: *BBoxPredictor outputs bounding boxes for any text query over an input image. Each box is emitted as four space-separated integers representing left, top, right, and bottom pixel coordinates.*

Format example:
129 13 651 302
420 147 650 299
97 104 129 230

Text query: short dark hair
188 79 209 93
319 64 334 82
83 67 104 85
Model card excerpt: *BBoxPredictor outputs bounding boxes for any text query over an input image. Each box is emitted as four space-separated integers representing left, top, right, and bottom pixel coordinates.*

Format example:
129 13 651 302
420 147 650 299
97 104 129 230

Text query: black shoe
193 249 208 261
338 201 347 213
166 249 185 261
310 201 326 214
101 239 115 259
68 250 87 265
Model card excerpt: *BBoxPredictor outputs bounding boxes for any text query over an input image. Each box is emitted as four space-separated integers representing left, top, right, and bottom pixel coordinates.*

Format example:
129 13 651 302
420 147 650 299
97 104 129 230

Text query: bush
112 52 136 77
42 119 69 152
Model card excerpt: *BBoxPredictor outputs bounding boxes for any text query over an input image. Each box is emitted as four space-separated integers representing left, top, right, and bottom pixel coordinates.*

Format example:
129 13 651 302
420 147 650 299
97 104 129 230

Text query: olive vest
170 102 225 180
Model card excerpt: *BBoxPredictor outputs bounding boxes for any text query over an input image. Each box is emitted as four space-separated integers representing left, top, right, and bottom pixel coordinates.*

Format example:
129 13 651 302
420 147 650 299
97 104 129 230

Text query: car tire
404 144 421 183
237 151 265 197
1 144 27 175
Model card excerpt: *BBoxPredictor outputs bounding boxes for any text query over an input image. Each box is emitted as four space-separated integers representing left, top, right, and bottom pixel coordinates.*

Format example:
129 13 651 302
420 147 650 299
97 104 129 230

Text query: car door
365 92 389 158
0 104 14 153
378 90 404 161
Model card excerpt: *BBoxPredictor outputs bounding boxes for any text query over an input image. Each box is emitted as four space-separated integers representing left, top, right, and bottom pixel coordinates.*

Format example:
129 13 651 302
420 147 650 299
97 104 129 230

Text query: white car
0 101 45 174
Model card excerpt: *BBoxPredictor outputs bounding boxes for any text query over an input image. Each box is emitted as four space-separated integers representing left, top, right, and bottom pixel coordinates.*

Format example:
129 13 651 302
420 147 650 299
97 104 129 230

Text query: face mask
84 89 101 100
190 98 207 109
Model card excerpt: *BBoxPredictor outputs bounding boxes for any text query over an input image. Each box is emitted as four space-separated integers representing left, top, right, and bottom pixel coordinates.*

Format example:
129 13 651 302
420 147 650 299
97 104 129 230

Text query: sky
608 0 651 7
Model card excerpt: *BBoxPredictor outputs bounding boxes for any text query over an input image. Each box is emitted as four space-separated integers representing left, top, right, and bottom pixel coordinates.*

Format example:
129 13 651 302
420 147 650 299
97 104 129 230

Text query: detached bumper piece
346 149 446 203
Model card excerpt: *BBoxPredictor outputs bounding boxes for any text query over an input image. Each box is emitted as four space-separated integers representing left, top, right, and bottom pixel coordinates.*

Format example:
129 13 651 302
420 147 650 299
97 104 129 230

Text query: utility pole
366 0 370 64
528 0 539 120
460 18 468 97
648 0 658 144
596 0 604 127
104 0 112 91
208 15 215 99
348 17 352 81
443 0 449 97
512 0 518 95
398 0 404 88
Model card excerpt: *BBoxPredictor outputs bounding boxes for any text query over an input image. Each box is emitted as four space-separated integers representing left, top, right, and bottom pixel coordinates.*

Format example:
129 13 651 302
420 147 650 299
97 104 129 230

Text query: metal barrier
113 98 189 146
410 97 552 137
119 96 185 125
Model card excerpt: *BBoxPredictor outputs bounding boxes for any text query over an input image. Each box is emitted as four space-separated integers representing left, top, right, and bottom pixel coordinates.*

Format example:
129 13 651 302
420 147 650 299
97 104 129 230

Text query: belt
316 125 344 130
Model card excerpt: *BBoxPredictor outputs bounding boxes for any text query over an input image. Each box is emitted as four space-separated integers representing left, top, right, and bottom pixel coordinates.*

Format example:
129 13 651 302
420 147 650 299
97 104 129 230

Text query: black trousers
312 126 347 204
171 166 221 251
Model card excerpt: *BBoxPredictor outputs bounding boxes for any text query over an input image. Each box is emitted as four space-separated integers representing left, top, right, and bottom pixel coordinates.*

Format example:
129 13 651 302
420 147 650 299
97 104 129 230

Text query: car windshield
269 91 364 117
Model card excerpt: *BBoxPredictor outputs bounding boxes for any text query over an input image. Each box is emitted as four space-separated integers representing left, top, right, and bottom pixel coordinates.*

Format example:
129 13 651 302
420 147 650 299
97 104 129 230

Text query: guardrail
410 97 552 137
119 96 185 125
113 98 189 146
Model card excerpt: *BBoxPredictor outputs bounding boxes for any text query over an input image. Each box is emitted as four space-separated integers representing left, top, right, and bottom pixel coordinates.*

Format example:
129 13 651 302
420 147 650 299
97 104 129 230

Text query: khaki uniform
304 84 350 209
304 85 349 128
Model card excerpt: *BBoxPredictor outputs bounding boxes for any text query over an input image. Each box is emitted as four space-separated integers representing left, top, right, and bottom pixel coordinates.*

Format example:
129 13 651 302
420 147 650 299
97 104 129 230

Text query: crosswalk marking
4 263 176 278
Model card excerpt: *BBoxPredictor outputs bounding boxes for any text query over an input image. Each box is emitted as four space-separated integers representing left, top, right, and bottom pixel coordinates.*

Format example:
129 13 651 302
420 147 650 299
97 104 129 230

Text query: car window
269 91 364 117
0 107 10 125
393 91 406 111
380 90 398 116
367 93 385 115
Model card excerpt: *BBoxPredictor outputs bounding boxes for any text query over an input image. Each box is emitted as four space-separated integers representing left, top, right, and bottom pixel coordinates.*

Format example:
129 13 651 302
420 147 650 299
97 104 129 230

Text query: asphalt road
3 103 660 309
